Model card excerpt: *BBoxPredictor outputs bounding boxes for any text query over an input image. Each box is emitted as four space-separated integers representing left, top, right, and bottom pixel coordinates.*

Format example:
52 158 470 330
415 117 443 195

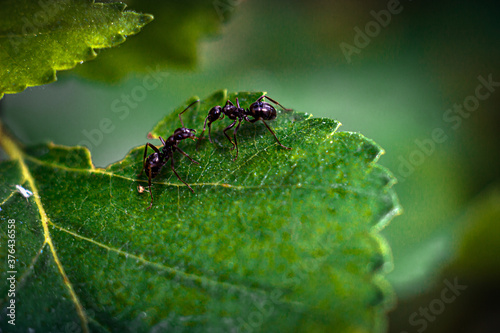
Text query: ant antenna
178 99 200 127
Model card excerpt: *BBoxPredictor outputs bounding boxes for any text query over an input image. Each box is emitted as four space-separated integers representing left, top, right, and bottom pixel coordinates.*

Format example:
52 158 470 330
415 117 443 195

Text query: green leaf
449 184 500 279
0 90 401 332
73 0 229 81
0 0 153 99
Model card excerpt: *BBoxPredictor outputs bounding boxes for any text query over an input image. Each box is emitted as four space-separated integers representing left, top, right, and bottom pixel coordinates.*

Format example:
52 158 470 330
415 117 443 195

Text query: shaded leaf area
0 0 153 99
389 185 500 333
73 0 227 81
451 186 500 280
0 91 400 332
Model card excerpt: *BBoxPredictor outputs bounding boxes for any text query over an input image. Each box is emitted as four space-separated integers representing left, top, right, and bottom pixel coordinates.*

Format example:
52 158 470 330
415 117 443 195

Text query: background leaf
0 0 153 99
0 90 400 332
73 0 228 81
388 184 500 333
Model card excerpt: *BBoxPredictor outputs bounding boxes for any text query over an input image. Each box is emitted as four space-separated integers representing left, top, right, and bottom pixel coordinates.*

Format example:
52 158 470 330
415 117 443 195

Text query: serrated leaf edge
0 1 154 99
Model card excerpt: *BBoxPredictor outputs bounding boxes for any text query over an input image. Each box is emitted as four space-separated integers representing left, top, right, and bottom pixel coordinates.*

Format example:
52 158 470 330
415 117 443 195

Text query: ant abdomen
247 101 277 121
145 153 163 179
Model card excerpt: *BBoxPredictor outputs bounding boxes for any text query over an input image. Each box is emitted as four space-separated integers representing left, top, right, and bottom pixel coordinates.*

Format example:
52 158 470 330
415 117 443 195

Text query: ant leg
260 120 292 150
199 117 208 139
140 144 148 177
222 119 238 150
174 146 199 165
140 144 149 177
140 143 160 177
232 119 243 161
208 113 225 144
257 95 293 112
196 117 209 151
170 157 195 193
147 168 154 210
207 122 213 143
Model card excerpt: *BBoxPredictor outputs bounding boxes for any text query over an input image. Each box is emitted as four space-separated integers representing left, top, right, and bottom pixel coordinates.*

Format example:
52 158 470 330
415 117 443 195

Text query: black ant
139 100 200 209
199 94 292 160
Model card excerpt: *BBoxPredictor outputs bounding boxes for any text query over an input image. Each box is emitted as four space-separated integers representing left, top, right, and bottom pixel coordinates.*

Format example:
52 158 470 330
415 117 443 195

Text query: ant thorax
147 152 163 164
166 135 177 146
161 142 175 156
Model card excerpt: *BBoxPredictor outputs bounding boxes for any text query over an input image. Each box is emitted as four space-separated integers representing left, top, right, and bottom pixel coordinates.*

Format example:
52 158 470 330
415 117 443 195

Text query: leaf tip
140 14 154 25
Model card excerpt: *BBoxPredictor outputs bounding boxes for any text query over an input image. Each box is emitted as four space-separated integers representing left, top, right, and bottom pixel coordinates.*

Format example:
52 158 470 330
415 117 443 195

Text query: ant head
173 127 197 141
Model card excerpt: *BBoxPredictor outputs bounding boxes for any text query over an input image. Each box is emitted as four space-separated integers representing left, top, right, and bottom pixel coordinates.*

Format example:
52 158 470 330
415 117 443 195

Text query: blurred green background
1 0 499 331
